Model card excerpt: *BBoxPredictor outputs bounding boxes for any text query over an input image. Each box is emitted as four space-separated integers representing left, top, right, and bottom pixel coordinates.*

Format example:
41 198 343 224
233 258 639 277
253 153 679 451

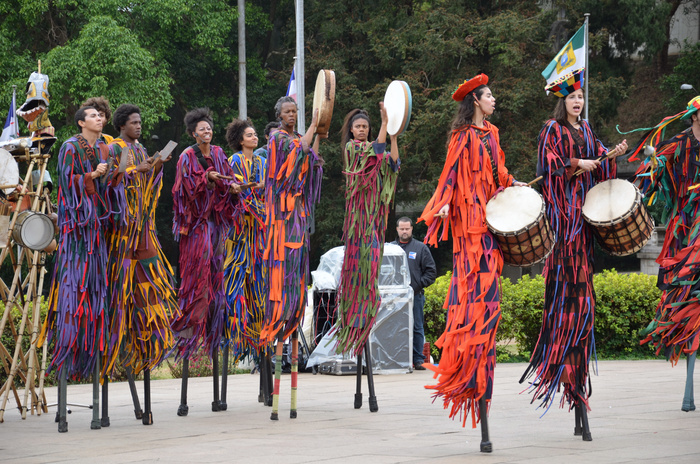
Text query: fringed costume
40 136 120 379
520 119 615 412
259 128 322 345
418 121 514 427
102 140 179 377
336 140 399 355
633 122 700 361
171 145 240 359
223 151 267 361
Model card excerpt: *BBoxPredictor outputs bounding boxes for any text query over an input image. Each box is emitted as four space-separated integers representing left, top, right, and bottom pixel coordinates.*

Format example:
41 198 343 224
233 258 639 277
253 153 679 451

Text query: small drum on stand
383 80 412 136
312 69 336 135
582 178 654 256
485 186 555 267
12 210 56 252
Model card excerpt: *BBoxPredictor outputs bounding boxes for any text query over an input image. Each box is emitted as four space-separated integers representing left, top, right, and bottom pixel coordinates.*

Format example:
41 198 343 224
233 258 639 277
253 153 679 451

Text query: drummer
519 68 627 441
417 73 525 451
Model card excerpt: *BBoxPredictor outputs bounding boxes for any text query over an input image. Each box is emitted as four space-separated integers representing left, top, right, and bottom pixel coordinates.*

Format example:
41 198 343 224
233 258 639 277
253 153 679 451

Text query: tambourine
312 69 336 135
383 80 412 136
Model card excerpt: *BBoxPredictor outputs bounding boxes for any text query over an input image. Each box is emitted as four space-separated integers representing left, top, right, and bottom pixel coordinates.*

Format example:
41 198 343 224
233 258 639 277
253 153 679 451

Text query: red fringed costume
418 121 514 427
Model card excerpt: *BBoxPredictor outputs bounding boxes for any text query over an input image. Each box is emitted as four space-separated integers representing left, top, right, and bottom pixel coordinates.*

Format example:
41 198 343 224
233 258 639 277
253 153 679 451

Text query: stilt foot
100 417 110 427
90 419 101 430
582 431 592 441
270 412 279 421
681 400 696 412
177 404 189 416
211 401 223 412
354 393 362 409
218 401 227 411
134 408 143 420
480 441 493 453
142 412 153 426
290 410 297 419
369 396 378 413
574 425 582 436
58 419 67 433
258 393 265 403
265 396 272 407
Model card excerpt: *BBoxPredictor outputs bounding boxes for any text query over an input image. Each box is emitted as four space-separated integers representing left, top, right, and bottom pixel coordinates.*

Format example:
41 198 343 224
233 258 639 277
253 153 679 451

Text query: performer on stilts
259 96 323 420
629 95 700 412
519 69 626 441
222 118 271 406
336 105 399 412
39 106 121 432
171 108 242 416
101 104 179 426
418 74 525 452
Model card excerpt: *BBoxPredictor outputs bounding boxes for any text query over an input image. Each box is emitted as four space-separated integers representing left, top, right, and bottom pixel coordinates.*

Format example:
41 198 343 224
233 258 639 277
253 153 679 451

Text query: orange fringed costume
418 121 514 428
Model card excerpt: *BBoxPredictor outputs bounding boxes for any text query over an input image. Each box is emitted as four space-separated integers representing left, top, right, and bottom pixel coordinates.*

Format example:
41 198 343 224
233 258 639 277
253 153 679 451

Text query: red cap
452 73 489 102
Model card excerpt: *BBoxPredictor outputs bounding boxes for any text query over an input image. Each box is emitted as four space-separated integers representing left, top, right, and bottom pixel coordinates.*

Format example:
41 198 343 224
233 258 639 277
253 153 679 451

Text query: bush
167 348 247 379
423 271 451 362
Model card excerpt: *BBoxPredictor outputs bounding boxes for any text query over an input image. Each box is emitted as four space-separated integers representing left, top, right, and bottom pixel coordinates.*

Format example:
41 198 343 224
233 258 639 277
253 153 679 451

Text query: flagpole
584 13 590 121
238 0 247 119
295 0 305 133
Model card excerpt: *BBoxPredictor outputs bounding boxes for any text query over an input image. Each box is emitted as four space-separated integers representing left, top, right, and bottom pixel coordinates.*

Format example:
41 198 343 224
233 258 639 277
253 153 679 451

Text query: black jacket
391 238 437 294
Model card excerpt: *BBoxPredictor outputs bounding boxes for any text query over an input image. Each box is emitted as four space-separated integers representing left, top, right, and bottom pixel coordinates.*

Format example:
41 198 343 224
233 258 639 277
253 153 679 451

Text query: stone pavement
1 360 699 463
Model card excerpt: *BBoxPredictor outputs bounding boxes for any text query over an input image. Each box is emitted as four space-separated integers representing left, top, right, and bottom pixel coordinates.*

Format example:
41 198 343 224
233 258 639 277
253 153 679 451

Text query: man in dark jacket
392 217 437 370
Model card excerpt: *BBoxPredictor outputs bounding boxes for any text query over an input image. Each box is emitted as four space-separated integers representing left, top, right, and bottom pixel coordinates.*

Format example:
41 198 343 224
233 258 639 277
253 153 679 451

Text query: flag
286 67 297 102
542 24 586 89
0 88 19 142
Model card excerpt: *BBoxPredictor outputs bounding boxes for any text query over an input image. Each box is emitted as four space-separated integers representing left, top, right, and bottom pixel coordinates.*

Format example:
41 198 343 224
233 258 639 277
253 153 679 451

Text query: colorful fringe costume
634 127 700 361
223 151 267 361
102 140 179 377
520 119 615 412
418 122 514 428
259 129 322 345
171 145 240 358
40 136 120 378
336 141 399 355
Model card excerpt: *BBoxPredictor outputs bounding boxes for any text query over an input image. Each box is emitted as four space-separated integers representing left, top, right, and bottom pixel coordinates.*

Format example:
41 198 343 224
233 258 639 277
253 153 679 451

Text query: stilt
577 387 592 441
90 360 101 430
57 367 67 433
354 349 363 409
142 369 153 425
682 350 696 412
220 347 228 411
212 347 221 412
258 353 265 403
101 376 110 427
177 358 189 416
270 336 284 420
364 342 378 413
574 404 582 436
262 353 273 407
478 397 492 453
290 331 298 419
126 367 143 419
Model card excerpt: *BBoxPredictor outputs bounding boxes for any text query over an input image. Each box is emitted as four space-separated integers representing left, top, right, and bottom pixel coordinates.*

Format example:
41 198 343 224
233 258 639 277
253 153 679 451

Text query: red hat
452 73 489 102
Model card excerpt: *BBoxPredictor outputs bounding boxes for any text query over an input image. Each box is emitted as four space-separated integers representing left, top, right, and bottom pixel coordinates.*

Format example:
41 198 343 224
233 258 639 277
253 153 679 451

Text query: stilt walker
259 96 323 420
336 106 399 411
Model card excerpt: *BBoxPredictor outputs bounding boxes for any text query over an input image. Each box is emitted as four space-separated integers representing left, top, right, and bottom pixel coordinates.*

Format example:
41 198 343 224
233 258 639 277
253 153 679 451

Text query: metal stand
478 397 492 453
177 358 189 416
682 350 696 412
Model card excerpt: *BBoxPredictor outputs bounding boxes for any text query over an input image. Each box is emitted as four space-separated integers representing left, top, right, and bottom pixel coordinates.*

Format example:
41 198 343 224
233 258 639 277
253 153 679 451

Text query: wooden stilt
271 337 284 420
177 358 189 416
682 350 696 412
212 346 221 412
101 377 110 427
126 367 143 419
478 397 492 452
90 360 101 430
220 347 228 411
290 331 298 419
354 349 363 409
142 369 153 425
364 342 378 413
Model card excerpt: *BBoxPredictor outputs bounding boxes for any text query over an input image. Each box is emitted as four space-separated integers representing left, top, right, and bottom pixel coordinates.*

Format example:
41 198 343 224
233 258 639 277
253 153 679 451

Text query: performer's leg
364 342 378 413
177 358 189 416
220 346 229 411
354 349 363 409
126 366 143 419
57 366 68 433
90 359 101 430
290 331 298 419
682 350 696 412
101 376 110 427
140 368 152 425
212 346 221 412
478 396 492 453
271 336 284 420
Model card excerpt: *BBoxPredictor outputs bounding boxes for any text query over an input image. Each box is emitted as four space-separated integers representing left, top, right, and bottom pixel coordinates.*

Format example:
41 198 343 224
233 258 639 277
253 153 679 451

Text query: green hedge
424 269 661 362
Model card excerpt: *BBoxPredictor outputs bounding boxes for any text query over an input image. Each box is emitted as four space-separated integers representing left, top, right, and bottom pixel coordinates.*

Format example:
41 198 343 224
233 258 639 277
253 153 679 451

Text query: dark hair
264 121 278 138
274 96 297 119
450 85 489 131
340 109 372 150
396 216 413 227
552 93 585 126
184 108 214 136
225 118 255 152
74 106 96 127
82 96 112 122
113 104 141 133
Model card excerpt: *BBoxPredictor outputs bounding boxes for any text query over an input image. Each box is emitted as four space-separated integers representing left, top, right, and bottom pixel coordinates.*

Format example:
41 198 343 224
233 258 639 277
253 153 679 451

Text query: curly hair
82 96 112 122
274 96 297 119
112 104 141 133
225 118 254 152
184 107 214 136
340 109 372 149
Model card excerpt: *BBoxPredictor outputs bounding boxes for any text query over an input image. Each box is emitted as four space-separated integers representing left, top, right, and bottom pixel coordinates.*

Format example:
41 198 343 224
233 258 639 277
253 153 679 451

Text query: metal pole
238 0 247 119
295 0 305 133
584 13 590 121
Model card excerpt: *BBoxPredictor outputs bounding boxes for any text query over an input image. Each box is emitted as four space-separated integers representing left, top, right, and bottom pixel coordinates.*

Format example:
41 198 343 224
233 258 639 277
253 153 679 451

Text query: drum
12 210 55 251
312 69 336 135
485 186 555 267
383 80 412 136
582 179 654 256
0 148 19 195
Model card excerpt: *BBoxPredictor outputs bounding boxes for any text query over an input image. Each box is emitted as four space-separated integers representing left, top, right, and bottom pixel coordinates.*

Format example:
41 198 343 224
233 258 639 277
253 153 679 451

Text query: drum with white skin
312 69 336 135
383 80 412 136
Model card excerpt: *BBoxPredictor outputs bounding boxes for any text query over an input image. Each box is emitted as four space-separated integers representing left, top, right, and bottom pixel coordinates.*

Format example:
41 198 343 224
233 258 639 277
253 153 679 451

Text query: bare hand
435 204 449 218
379 102 388 124
135 156 155 173
513 181 528 187
256 179 265 190
230 183 242 194
579 159 601 172
207 171 221 182
92 163 108 179
612 140 628 158
310 108 320 128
